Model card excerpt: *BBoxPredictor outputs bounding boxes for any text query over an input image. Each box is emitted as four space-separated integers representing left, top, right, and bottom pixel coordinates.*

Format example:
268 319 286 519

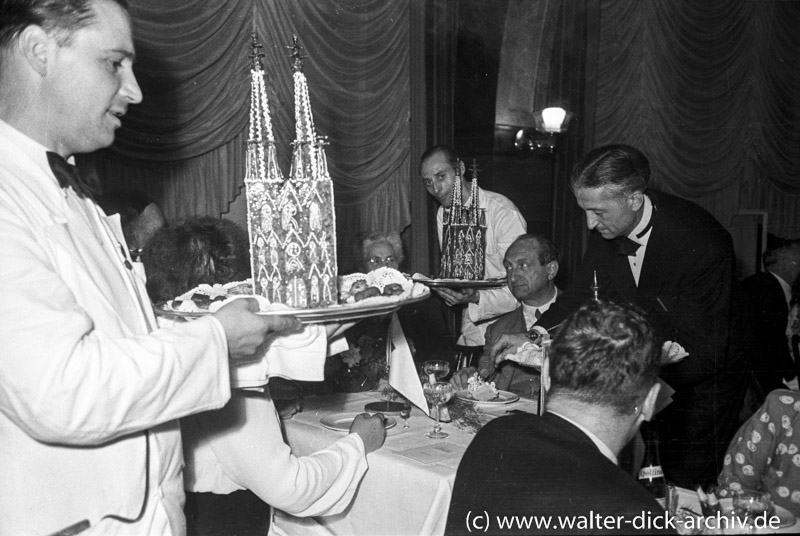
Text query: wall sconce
514 107 573 154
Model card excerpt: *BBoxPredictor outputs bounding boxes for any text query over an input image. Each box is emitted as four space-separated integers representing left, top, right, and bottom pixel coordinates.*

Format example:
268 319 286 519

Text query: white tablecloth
270 390 537 536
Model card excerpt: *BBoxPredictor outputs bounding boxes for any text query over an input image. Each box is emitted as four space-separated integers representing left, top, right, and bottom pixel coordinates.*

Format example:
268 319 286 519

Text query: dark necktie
46 151 99 200
615 236 640 256
534 309 542 320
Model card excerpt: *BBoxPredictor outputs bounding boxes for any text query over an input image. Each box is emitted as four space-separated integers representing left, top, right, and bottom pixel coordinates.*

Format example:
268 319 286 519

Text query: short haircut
419 144 461 173
0 0 129 50
360 231 405 268
763 239 800 269
548 300 660 414
509 233 559 266
569 144 650 196
143 217 250 303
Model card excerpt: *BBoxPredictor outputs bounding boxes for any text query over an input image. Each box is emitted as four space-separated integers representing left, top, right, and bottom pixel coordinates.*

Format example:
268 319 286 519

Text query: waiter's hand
433 287 479 307
213 298 303 360
488 332 531 364
350 413 387 453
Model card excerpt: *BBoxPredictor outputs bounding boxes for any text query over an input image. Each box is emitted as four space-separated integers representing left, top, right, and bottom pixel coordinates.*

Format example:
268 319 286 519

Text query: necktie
615 236 640 256
535 309 542 320
46 151 99 200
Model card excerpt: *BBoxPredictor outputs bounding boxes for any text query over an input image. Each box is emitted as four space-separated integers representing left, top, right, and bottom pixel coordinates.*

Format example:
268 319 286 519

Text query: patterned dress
719 389 800 515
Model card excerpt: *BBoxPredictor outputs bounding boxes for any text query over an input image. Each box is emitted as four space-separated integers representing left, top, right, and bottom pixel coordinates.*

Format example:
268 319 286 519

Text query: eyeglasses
367 255 396 266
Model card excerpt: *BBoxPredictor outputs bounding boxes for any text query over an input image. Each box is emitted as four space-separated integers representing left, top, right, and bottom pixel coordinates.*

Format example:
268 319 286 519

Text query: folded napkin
387 313 429 415
231 324 328 389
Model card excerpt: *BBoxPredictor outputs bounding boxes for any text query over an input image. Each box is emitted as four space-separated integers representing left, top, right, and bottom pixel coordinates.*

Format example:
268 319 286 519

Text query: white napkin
387 313 429 416
231 324 328 389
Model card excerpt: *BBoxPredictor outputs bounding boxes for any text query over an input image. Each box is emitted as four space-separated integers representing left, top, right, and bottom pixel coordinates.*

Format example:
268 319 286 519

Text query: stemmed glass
424 381 455 439
400 400 412 428
423 360 450 384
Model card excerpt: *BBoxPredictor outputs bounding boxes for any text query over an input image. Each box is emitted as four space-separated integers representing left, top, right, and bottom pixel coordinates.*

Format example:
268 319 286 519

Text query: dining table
269 387 538 536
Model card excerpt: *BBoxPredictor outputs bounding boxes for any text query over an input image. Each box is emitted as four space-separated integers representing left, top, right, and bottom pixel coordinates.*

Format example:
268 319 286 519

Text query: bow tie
615 236 641 256
46 151 99 200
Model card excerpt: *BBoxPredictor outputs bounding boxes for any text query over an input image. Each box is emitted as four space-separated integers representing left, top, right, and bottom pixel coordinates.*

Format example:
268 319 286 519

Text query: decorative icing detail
244 34 338 307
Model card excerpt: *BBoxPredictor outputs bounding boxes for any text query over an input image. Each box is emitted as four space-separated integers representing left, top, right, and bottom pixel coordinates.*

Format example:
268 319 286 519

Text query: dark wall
454 0 557 242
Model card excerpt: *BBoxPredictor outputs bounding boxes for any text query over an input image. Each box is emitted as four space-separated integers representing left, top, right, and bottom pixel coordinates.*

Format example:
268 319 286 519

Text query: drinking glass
423 360 450 384
424 381 455 439
400 400 412 428
733 489 772 526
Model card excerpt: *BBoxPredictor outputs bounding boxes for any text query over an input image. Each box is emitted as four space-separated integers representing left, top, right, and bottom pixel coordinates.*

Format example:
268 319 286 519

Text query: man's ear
457 159 466 178
627 191 645 212
546 260 559 281
18 25 52 77
640 382 661 422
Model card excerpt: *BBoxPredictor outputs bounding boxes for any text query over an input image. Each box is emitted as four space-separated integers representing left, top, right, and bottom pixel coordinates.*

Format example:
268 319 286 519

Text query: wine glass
424 381 455 439
423 360 450 384
400 400 412 428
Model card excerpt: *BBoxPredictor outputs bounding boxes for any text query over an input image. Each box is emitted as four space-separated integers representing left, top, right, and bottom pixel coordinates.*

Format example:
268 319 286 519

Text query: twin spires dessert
439 160 486 280
244 34 338 309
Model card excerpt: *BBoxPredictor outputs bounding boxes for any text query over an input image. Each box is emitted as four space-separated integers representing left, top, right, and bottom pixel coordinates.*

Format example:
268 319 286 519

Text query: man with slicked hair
0 1 300 534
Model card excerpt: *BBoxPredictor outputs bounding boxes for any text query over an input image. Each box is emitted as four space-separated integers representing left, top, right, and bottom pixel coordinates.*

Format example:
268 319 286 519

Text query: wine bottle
638 426 668 509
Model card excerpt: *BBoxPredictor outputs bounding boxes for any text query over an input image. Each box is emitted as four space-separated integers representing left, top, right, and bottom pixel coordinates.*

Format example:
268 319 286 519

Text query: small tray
412 277 506 289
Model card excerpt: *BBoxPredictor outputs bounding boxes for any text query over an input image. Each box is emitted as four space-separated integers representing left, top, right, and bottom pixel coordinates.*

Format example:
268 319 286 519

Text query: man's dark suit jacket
536 190 751 487
742 271 797 396
445 413 672 535
477 306 538 396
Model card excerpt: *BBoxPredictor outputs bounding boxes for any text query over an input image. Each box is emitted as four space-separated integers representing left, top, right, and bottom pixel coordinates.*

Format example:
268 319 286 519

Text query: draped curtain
594 0 800 237
81 0 412 269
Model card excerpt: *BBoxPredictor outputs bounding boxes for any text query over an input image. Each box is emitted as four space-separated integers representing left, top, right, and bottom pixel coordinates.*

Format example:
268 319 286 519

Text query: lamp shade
541 107 567 133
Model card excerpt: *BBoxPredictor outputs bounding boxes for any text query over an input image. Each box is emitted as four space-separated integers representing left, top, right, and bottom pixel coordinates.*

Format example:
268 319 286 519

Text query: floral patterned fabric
719 389 800 515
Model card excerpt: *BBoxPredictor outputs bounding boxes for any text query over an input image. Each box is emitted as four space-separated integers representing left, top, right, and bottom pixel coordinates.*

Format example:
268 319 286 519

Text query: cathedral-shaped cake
245 35 338 308
440 161 486 280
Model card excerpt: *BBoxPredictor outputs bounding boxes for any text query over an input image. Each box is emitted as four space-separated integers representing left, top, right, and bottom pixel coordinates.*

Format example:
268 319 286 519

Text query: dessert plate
455 389 520 406
412 277 506 289
320 412 397 432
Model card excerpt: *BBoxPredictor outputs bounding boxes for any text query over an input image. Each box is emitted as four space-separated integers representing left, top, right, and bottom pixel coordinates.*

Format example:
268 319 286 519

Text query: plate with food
320 412 397 432
153 268 430 324
454 372 520 406
456 389 520 406
411 275 506 289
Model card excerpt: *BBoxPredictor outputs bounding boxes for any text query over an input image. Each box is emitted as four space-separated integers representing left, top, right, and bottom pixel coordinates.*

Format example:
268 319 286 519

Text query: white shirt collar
548 409 618 465
769 271 793 306
627 195 653 246
522 286 558 328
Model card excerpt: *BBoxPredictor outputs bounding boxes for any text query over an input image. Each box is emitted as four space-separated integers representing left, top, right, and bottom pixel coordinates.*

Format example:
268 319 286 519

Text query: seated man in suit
445 301 670 536
743 239 800 396
450 234 559 396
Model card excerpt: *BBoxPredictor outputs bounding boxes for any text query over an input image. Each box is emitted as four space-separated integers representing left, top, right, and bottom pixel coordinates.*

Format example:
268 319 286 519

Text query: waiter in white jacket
0 1 301 534
419 145 527 359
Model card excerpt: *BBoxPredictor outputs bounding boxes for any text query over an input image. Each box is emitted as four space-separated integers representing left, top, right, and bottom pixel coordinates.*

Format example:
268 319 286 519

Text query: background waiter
517 144 752 488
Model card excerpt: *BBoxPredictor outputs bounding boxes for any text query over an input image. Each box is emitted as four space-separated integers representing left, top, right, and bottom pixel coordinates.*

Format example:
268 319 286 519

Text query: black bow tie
615 236 640 256
46 151 99 200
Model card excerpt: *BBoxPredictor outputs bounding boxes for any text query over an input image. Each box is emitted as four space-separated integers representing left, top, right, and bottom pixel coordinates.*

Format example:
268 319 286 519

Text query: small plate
719 498 796 529
320 412 397 432
364 401 406 415
455 389 520 406
412 277 506 289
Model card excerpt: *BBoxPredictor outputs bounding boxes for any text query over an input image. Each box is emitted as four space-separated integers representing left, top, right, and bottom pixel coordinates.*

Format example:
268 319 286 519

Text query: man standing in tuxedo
491 144 751 488
446 301 669 536
743 239 800 396
450 234 559 396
